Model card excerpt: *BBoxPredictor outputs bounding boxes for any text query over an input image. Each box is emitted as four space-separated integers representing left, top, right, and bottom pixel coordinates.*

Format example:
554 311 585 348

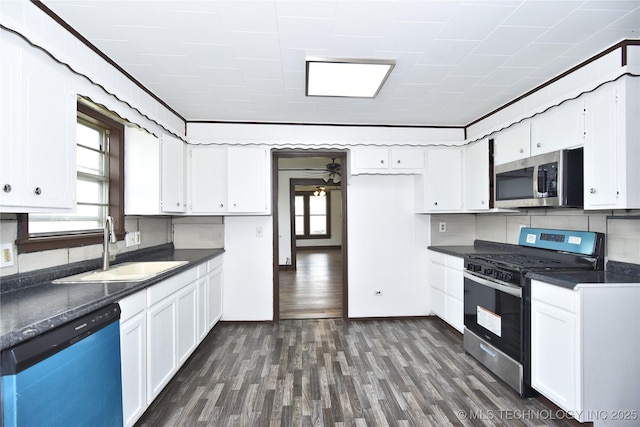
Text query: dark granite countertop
0 244 224 351
527 269 640 290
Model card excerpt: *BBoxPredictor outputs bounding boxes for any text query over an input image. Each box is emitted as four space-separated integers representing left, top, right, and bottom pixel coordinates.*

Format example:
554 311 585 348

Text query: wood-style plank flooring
279 248 343 319
136 318 577 427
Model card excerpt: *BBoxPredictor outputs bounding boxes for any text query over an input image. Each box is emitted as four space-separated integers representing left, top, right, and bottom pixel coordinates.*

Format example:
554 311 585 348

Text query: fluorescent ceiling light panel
306 58 395 98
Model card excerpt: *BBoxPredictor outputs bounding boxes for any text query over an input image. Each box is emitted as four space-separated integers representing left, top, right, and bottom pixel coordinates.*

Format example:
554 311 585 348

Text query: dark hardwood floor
136 318 577 427
279 248 342 320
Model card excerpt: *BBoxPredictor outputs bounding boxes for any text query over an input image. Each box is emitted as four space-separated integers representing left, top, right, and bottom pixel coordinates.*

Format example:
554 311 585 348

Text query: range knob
474 264 482 272
483 267 493 275
494 271 504 280
504 273 514 282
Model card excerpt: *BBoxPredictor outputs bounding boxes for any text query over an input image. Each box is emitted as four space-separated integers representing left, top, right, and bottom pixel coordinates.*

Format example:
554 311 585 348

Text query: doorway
272 150 348 321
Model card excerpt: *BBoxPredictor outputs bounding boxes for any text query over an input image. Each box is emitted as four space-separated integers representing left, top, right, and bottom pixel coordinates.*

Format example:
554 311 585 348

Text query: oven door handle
464 272 522 298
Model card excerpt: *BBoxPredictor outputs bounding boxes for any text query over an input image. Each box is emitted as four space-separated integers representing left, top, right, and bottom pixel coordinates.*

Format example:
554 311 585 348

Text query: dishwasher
1 303 124 427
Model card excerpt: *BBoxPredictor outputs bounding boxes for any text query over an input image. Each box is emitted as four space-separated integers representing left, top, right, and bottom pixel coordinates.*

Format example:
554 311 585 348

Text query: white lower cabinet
119 291 147 427
119 255 223 426
530 279 640 426
428 251 464 333
147 295 177 402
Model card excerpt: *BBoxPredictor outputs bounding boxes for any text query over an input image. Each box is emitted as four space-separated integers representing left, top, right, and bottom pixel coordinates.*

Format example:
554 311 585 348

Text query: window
17 102 125 253
294 191 331 239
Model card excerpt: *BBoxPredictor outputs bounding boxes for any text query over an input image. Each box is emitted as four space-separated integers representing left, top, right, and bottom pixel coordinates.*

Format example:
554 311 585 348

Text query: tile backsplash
0 214 174 276
430 209 640 266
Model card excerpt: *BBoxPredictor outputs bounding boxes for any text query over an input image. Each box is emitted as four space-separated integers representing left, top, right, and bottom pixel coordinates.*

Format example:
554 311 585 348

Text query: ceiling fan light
333 174 341 184
322 174 330 183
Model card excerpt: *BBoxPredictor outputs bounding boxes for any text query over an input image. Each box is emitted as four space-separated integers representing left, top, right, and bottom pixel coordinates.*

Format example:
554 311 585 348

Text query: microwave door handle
533 165 539 197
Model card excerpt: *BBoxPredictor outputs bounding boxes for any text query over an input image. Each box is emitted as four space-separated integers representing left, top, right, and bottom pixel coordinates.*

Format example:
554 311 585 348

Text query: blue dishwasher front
1 303 123 427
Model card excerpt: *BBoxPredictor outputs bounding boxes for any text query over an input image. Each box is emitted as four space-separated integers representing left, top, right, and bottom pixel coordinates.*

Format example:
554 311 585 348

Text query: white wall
347 175 431 318
222 216 273 321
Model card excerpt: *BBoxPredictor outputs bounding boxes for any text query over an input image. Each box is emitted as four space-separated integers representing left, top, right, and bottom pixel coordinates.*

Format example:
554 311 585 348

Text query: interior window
17 102 124 253
294 191 330 239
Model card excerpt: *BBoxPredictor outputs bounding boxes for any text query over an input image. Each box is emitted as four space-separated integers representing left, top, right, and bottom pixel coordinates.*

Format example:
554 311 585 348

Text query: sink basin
53 261 189 283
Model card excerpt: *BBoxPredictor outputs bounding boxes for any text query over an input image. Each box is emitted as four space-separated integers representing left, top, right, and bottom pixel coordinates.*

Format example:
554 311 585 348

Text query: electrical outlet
373 290 383 296
125 232 136 247
439 222 446 233
134 231 141 245
1 244 14 268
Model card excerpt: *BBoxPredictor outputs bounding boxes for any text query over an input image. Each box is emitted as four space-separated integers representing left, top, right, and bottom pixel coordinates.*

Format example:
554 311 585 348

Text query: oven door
463 272 523 362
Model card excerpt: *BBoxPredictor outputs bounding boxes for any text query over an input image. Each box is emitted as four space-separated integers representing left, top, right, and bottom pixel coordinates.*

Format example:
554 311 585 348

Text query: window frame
291 186 331 240
17 102 125 253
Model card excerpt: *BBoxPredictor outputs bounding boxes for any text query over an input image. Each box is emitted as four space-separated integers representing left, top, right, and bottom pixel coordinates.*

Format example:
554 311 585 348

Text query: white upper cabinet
188 146 227 213
464 138 490 210
415 146 463 212
161 134 186 213
530 101 584 156
351 146 425 174
188 146 269 215
125 130 186 215
583 77 640 210
1 39 76 212
493 122 530 165
493 98 585 166
125 127 161 215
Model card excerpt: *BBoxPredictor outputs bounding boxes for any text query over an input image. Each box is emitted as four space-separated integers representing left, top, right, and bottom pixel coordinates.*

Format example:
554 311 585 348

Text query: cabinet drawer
119 291 146 323
446 255 463 270
147 268 198 307
428 251 446 265
531 280 576 313
207 255 223 272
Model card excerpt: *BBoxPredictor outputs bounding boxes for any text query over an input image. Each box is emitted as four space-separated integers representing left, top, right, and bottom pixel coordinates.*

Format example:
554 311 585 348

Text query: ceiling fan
322 159 341 183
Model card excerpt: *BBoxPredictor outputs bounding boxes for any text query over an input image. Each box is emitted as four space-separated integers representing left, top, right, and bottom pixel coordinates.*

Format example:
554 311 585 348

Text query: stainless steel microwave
494 148 584 208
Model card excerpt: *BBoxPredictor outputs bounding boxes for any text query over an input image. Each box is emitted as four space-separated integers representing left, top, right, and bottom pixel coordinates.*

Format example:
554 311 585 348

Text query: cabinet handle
481 200 485 205
590 188 597 194
519 148 524 153
396 159 401 164
434 201 438 206
34 187 42 195
536 142 541 148
219 204 224 208
176 202 181 206
2 184 11 193
380 159 385 164
233 203 237 208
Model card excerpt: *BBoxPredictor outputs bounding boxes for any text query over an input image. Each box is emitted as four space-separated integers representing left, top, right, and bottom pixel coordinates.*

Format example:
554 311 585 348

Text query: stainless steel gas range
463 228 605 397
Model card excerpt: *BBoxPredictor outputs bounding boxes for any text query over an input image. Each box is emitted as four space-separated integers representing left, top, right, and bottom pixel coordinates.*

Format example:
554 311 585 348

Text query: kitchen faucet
102 216 116 270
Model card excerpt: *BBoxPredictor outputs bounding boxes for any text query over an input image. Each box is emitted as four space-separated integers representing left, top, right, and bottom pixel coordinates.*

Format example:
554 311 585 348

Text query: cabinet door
176 283 197 365
464 138 490 210
584 83 620 208
424 147 462 211
352 147 389 172
120 313 147 427
161 134 186 213
227 147 267 213
446 262 464 333
196 277 208 341
531 101 584 156
494 122 530 165
428 256 446 318
0 36 22 208
124 127 161 215
189 146 227 213
530 299 577 412
390 147 425 170
147 296 177 403
207 267 223 330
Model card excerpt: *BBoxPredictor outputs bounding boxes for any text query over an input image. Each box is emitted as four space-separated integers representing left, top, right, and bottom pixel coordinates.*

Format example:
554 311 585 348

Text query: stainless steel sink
53 261 188 283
